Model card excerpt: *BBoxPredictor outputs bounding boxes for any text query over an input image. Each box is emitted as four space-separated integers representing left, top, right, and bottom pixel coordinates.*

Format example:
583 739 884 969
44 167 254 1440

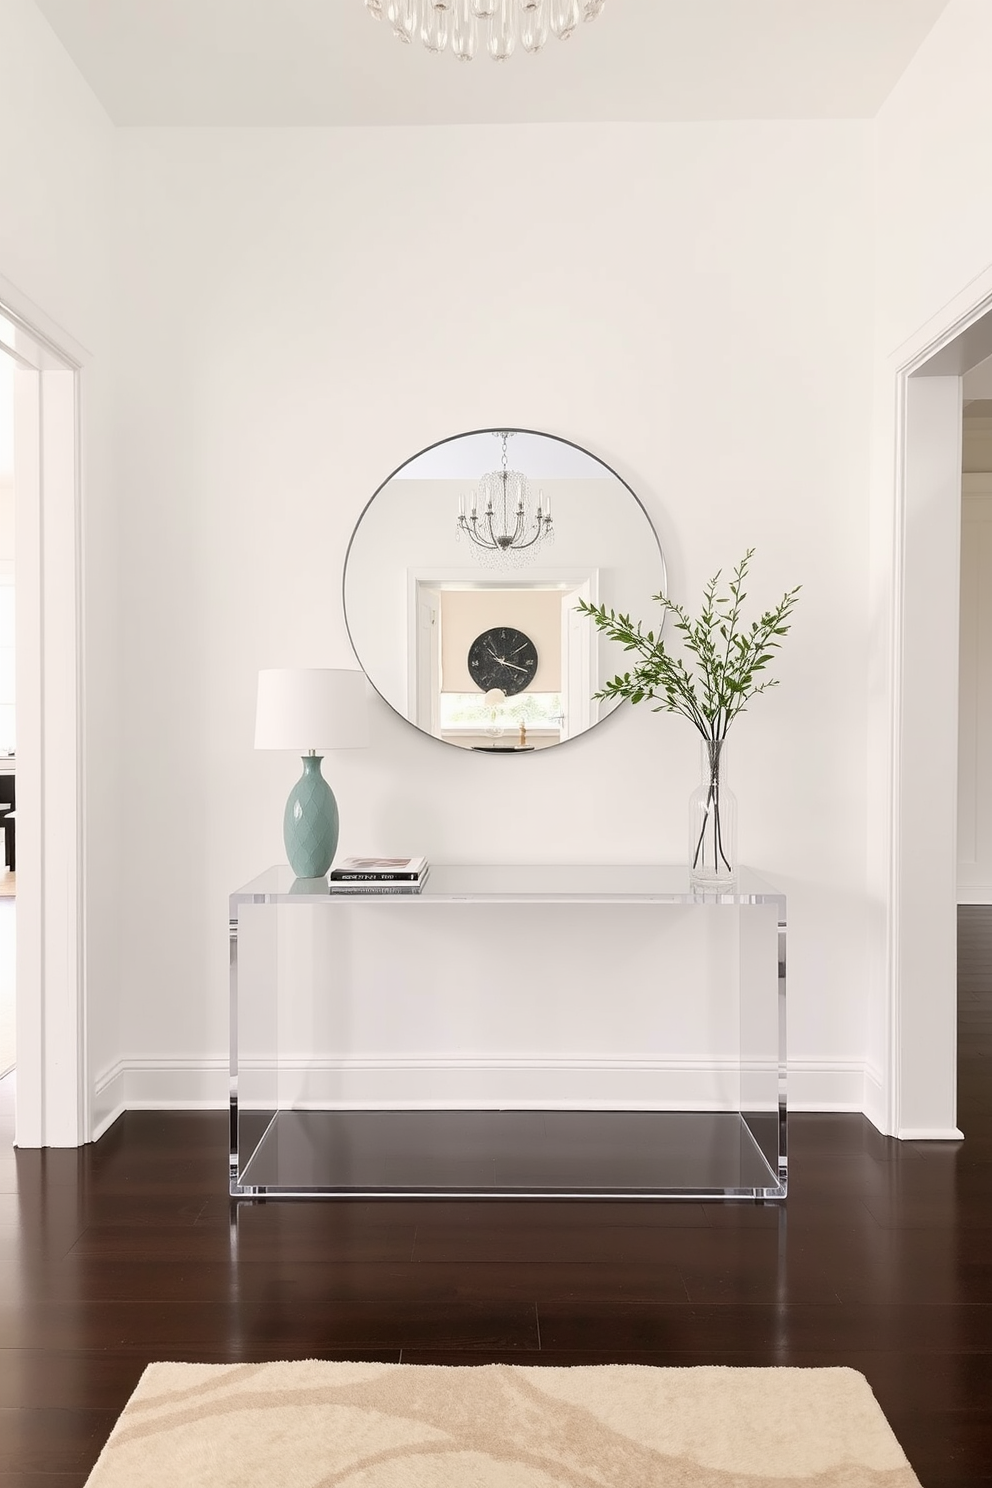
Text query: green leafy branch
576 549 801 741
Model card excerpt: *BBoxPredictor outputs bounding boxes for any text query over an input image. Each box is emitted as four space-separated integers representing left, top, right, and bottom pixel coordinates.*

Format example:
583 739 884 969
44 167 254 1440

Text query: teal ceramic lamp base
283 755 340 878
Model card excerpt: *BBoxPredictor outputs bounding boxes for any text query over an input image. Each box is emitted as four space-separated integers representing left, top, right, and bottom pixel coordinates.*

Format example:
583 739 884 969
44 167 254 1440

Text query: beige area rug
83 1360 921 1487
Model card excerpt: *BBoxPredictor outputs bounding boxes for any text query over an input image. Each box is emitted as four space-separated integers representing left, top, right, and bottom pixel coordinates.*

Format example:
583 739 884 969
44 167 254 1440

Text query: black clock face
467 627 539 697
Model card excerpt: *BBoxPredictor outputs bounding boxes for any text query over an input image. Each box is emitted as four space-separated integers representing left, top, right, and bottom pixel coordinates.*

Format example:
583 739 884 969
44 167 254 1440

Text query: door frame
0 280 86 1148
882 264 992 1139
412 584 441 736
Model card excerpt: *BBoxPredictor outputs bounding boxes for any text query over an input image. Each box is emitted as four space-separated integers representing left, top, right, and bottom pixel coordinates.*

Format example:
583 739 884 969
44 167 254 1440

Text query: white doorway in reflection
409 569 599 749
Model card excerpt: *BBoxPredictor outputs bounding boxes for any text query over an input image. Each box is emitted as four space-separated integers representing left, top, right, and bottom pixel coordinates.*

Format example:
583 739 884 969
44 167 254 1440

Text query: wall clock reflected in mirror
343 428 666 752
467 627 539 696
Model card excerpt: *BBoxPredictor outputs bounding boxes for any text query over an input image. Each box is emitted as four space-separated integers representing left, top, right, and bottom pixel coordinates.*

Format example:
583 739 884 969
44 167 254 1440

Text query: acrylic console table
229 865 787 1201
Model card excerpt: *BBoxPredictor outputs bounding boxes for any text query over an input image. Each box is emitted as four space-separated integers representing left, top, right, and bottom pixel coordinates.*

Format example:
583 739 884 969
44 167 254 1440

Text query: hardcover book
328 870 430 896
329 855 429 882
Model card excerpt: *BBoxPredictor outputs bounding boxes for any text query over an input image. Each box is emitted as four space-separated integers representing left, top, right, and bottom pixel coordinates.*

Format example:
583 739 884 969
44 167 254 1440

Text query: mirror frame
342 426 667 753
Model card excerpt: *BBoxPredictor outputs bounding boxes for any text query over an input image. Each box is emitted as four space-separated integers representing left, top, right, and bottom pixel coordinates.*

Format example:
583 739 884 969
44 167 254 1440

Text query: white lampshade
254 669 368 752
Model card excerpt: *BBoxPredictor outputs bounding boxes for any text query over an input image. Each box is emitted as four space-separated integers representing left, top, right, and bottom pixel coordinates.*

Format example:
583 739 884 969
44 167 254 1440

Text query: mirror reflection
343 429 666 751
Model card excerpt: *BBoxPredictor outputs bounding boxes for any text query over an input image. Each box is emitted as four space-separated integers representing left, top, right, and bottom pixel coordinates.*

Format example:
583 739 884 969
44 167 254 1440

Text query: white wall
107 121 874 1114
0 0 120 1128
876 0 992 356
863 0 992 1137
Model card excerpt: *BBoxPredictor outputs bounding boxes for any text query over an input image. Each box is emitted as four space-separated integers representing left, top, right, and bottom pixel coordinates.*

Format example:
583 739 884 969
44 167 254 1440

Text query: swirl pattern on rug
84 1359 922 1486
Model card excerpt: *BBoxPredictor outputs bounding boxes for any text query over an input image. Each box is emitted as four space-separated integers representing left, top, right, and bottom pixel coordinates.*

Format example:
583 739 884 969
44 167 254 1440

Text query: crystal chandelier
365 0 606 62
456 432 553 559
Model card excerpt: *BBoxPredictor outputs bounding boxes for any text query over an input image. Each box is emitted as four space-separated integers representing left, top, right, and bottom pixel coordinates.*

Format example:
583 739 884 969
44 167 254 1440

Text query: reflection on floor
0 897 13 1076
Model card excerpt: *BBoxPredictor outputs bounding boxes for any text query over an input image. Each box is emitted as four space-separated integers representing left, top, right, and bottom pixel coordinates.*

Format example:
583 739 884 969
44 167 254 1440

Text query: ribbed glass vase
688 736 737 887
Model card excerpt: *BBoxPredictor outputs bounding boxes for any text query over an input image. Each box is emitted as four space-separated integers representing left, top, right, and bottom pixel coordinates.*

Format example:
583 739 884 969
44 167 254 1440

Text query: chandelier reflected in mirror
456 432 554 562
365 0 606 62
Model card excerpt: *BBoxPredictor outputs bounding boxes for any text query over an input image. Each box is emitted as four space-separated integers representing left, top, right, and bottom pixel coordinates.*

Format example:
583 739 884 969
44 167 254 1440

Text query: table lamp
254 668 368 877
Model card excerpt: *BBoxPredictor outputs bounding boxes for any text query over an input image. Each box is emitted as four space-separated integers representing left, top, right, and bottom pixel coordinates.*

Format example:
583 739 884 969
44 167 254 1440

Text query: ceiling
34 0 950 127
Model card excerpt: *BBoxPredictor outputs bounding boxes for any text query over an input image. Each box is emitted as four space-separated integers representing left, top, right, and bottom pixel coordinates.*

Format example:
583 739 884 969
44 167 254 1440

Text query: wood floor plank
0 1406 115 1475
410 1220 716 1265
0 1353 146 1412
0 1349 401 1410
1 1475 90 1487
64 1219 420 1264
0 1256 691 1306
0 1297 542 1353
884 1411 992 1486
537 1300 992 1355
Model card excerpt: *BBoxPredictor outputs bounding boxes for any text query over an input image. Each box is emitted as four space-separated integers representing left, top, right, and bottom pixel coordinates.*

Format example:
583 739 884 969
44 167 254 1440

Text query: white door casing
883 266 992 1140
559 574 598 742
891 373 962 1139
415 586 441 736
0 290 86 1148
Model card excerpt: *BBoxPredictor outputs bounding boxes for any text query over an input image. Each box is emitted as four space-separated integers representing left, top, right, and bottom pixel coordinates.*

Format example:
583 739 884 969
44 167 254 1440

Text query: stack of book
328 856 430 894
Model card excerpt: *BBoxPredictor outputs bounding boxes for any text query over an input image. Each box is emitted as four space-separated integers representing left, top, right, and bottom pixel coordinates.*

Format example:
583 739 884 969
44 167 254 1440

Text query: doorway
0 293 85 1147
0 349 13 1079
888 289 992 1141
957 361 992 905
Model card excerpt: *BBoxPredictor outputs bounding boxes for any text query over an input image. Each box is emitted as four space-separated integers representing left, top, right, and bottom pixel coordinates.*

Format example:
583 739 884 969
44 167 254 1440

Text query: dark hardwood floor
2 911 992 1486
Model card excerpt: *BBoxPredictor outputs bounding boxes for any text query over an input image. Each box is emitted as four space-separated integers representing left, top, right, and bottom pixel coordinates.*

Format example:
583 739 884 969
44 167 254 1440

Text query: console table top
231 863 785 908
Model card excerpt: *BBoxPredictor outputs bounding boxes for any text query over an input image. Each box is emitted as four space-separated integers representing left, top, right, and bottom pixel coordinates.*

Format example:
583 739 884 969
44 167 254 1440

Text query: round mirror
343 428 666 752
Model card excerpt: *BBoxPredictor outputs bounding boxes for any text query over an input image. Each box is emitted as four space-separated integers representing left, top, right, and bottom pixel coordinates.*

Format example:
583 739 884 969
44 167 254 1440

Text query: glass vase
689 736 737 887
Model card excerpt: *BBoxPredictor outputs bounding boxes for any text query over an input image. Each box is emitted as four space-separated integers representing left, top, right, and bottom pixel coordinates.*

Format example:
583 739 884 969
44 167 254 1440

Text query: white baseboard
93 1057 966 1143
957 886 992 904
90 1062 126 1142
92 1058 229 1141
861 1063 888 1134
896 1126 965 1141
93 1055 874 1125
787 1059 866 1112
